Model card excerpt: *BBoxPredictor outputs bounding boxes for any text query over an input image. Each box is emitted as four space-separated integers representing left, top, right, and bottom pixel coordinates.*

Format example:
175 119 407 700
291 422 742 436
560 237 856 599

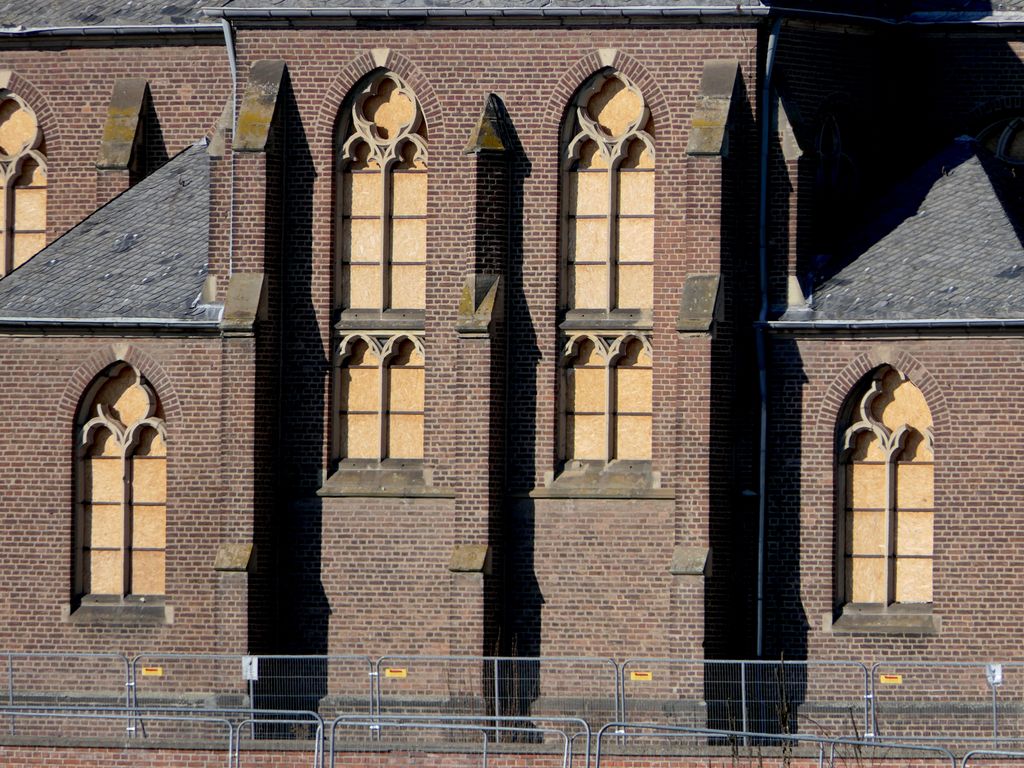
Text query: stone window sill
64 597 172 626
824 604 938 636
335 309 424 332
318 459 455 498
526 460 675 500
560 309 653 333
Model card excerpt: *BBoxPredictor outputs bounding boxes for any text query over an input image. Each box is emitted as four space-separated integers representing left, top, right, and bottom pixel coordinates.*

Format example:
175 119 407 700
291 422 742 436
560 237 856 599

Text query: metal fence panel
235 718 322 768
595 722 956 768
962 750 1024 768
131 654 373 723
330 717 570 768
0 709 233 765
872 662 1024 743
620 659 869 738
0 652 129 710
375 656 618 730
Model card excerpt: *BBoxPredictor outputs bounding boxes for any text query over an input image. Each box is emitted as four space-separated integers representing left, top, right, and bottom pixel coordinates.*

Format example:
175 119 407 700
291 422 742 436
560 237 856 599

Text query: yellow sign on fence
630 670 654 682
384 667 408 679
141 666 164 677
879 674 902 685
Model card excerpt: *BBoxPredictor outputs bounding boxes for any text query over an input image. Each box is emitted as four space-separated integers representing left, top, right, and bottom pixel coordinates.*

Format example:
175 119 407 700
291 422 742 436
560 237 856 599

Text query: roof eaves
0 23 222 36
768 5 1024 26
0 316 223 331
202 5 769 20
766 317 1024 332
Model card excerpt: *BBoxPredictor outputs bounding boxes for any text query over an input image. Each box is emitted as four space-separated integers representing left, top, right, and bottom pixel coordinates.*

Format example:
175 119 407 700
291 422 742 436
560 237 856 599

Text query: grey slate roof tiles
0 1 212 28
0 0 1021 27
787 139 1024 323
0 142 215 323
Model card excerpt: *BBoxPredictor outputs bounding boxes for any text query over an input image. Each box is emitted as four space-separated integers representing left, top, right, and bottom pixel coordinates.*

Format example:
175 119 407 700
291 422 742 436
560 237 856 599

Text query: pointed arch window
0 93 46 276
563 71 654 313
75 364 166 601
564 333 652 462
338 333 424 461
839 367 934 606
336 71 427 313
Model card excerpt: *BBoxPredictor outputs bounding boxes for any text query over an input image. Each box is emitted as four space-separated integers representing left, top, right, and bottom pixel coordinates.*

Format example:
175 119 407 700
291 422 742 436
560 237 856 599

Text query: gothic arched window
336 71 427 313
839 367 934 606
563 70 654 313
0 93 46 276
75 364 167 602
564 333 652 463
338 333 424 462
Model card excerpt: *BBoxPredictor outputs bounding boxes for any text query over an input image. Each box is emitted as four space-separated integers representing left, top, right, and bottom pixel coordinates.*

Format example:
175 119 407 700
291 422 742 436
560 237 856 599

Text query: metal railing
131 653 374 722
0 708 234 766
962 749 1024 768
0 652 130 710
234 716 323 768
620 658 870 737
17 651 1024 751
594 722 958 768
872 662 1024 743
374 655 619 728
330 716 573 768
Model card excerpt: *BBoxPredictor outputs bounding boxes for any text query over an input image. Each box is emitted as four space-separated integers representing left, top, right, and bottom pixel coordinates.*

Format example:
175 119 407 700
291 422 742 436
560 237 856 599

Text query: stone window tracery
979 116 1024 164
839 367 934 606
336 71 427 312
75 364 167 601
563 333 652 462
338 333 425 461
563 71 654 313
0 93 46 277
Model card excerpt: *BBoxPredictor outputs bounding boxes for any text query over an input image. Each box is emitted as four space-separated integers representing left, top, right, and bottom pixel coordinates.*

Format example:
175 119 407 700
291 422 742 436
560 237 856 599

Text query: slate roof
2 0 1024 27
0 1 213 28
0 142 217 324
0 0 764 28
214 0 764 8
783 139 1024 323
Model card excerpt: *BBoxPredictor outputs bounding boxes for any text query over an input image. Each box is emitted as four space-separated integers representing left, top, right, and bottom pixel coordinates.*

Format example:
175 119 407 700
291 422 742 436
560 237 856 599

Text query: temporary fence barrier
374 655 619 730
872 662 1024 743
330 716 572 768
0 652 130 712
234 716 323 768
131 653 374 722
594 722 957 768
0 708 234 766
961 749 1024 768
619 658 870 738
346 713 590 768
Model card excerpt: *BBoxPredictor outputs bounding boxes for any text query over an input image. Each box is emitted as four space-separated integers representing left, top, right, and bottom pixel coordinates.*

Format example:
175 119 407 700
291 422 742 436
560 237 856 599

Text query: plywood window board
76 364 167 599
0 94 46 275
338 72 427 312
563 333 652 463
840 367 934 606
337 333 425 462
563 72 654 312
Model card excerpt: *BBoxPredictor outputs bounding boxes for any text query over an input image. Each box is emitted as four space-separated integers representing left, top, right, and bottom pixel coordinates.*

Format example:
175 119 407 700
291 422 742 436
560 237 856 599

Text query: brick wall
767 334 1024 663
229 20 762 660
0 335 241 653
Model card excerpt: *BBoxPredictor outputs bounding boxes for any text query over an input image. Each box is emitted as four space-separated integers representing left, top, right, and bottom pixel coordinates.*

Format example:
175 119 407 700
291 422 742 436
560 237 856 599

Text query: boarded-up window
337 72 427 312
563 72 653 312
564 333 652 463
76 364 166 599
338 333 424 461
0 94 46 275
840 367 934 605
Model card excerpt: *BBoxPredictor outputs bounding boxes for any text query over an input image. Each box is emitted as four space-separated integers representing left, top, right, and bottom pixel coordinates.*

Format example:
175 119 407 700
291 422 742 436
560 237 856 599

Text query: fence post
493 658 501 742
740 662 749 745
6 653 12 736
991 679 998 740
